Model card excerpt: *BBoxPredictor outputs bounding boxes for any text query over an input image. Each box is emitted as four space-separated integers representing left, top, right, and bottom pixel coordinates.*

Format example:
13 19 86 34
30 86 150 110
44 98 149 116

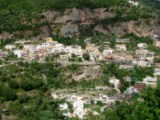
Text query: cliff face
95 20 160 37
0 7 160 40
42 8 115 37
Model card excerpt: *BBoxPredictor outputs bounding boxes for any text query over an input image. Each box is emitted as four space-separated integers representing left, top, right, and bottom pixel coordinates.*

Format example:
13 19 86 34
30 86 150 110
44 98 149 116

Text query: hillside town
1 33 160 119
0 0 160 119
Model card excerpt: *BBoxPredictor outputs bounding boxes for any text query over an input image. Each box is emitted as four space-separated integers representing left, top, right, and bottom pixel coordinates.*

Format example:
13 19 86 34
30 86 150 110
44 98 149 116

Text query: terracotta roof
134 82 146 91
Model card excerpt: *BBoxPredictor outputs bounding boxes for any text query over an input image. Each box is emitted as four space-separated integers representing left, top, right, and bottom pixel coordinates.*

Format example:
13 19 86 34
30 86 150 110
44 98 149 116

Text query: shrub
83 53 90 61
18 94 29 104
8 80 19 89
67 64 80 72
2 87 17 101
20 78 43 91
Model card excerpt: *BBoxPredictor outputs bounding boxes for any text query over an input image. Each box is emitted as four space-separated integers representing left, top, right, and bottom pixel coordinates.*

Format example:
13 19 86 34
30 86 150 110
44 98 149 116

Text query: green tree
105 82 160 120
8 80 19 89
2 87 17 101
83 53 90 61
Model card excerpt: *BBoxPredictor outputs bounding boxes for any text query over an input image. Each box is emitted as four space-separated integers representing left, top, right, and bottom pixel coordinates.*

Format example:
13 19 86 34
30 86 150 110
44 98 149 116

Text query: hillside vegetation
0 0 126 33
0 0 124 11
0 0 160 120
141 0 160 10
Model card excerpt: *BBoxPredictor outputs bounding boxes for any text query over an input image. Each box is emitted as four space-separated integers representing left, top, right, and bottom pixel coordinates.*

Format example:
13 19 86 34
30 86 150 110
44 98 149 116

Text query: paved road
56 61 101 66
0 60 101 68
0 61 18 68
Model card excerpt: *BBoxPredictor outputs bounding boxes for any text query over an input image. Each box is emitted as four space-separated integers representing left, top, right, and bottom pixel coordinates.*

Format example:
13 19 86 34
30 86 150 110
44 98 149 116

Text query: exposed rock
42 10 60 23
0 8 159 40
94 25 110 34
38 26 51 38
0 32 13 40
55 8 115 24
95 20 160 37
72 66 102 81
60 24 79 38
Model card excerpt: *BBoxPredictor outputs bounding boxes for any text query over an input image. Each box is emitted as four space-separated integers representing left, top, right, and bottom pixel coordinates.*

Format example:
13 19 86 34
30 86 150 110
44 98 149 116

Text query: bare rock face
1 7 159 40
94 25 110 34
0 8 116 39
60 24 79 38
0 32 13 40
72 66 102 81
42 10 60 23
54 8 115 37
95 20 160 37
55 8 114 24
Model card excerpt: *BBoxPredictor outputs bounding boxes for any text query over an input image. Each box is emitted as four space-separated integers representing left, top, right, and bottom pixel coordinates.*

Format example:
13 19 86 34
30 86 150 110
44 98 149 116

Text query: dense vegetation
0 0 159 119
104 82 160 120
101 5 153 25
0 61 157 119
0 0 125 11
141 0 160 10
0 0 126 33
122 33 153 51
84 82 160 120
0 62 102 119
102 63 153 92
0 0 125 39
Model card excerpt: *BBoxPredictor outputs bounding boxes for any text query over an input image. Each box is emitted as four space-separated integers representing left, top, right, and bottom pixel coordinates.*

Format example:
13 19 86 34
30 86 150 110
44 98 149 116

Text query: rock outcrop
0 7 160 40
94 20 160 37
60 24 79 38
52 8 114 24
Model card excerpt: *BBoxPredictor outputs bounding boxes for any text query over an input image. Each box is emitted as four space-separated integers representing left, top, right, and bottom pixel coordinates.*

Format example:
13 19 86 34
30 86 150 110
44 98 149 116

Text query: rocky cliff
0 7 160 41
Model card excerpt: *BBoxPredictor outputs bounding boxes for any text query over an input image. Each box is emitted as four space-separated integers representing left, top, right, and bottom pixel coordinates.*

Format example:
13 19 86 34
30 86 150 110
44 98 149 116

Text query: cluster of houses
2 36 160 89
126 76 158 93
2 35 160 119
53 94 90 119
4 38 84 61
3 36 159 69
100 38 155 69
128 0 139 6
109 75 158 94
100 35 160 93
2 35 160 107
51 87 118 119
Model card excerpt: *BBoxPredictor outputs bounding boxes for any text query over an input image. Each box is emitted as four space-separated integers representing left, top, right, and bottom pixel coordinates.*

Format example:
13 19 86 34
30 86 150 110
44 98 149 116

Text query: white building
143 76 157 87
137 43 148 49
124 87 138 95
52 43 65 53
154 68 160 76
59 103 68 111
13 50 26 58
65 46 74 54
115 44 127 51
60 54 72 60
155 41 160 48
103 49 114 56
73 46 83 56
86 44 100 56
23 45 36 51
119 65 134 70
135 49 149 56
146 56 154 63
114 55 126 62
41 42 54 49
116 38 130 43
128 0 139 6
69 96 89 119
5 45 16 50
137 60 151 67
109 77 120 89
132 59 151 67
